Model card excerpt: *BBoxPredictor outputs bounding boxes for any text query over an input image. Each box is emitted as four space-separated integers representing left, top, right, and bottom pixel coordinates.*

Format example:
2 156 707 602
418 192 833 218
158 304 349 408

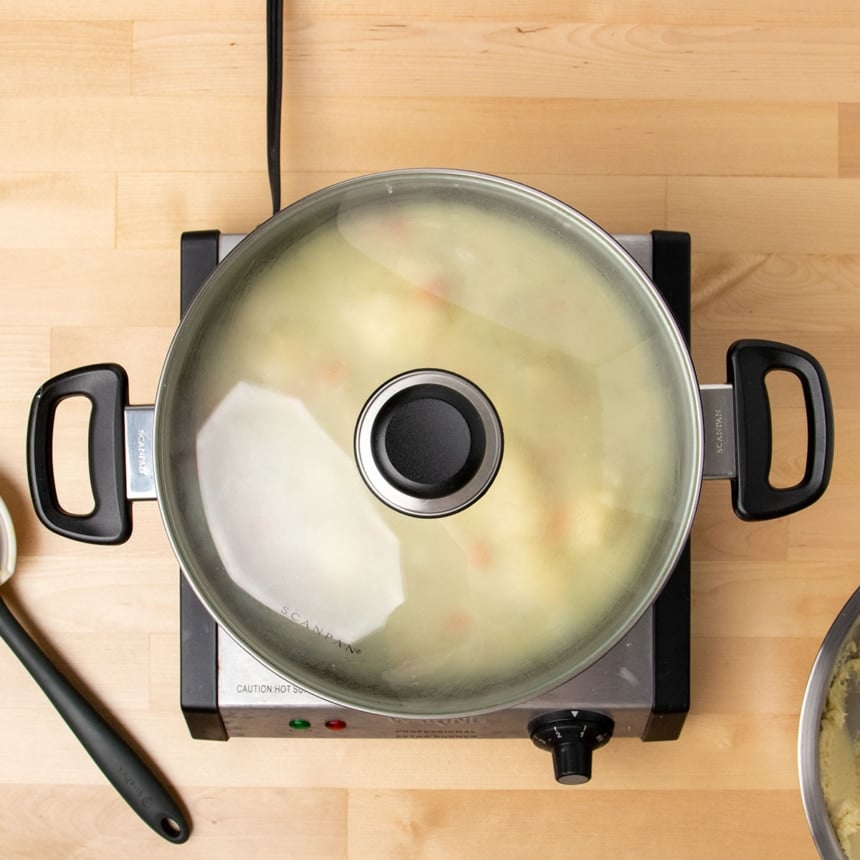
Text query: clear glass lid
155 170 702 717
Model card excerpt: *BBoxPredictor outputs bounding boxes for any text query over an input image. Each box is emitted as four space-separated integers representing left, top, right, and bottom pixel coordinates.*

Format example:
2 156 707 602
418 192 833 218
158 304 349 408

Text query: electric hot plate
177 228 692 785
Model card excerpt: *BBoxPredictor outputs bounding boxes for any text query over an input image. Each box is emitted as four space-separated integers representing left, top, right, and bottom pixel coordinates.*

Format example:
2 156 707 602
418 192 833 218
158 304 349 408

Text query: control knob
528 710 614 785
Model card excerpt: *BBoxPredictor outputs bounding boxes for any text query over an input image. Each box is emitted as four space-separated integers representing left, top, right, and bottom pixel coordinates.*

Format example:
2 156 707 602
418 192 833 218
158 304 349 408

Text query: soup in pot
163 185 696 713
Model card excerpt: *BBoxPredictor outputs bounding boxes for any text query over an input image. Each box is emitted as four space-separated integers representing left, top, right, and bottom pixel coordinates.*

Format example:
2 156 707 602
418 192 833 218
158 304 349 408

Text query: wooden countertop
0 3 856 857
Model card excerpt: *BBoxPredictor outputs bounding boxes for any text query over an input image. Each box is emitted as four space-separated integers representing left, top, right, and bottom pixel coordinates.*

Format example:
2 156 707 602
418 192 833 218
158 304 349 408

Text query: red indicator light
325 719 347 731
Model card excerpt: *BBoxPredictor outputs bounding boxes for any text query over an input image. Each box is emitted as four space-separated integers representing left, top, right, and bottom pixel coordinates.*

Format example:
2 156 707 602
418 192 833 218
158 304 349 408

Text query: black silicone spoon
0 497 190 843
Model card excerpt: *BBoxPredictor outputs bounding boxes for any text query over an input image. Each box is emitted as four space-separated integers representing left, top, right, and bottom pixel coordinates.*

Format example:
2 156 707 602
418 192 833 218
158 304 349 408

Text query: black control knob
528 710 614 785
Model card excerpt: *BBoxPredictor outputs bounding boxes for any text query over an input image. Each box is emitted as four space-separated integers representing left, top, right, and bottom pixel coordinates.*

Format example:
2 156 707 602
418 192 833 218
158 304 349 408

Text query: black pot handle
728 339 834 521
27 364 132 544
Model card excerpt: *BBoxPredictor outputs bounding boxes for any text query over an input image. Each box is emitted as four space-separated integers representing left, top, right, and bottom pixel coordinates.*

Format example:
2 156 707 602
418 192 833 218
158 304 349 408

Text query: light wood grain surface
0 2 856 857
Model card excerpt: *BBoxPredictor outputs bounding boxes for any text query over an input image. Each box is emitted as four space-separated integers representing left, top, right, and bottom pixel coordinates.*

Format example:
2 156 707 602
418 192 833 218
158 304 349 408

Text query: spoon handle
0 596 190 843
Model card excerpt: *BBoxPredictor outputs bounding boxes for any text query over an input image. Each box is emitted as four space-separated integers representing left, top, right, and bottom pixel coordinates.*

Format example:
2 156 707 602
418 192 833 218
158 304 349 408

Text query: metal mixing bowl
799 585 860 859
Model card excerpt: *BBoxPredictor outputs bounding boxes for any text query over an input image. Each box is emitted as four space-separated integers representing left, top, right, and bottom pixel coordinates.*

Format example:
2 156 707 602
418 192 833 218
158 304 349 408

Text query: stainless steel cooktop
178 227 692 784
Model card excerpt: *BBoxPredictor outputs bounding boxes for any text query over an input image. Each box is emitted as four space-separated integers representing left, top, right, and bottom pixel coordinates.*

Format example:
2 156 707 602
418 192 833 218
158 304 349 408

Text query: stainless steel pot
26 170 834 719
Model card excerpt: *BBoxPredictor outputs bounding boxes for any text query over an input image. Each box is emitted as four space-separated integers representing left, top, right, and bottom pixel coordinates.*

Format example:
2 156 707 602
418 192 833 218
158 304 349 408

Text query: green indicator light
289 719 311 730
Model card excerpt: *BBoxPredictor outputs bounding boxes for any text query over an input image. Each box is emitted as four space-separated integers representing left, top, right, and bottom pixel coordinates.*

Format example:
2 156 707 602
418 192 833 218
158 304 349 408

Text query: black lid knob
528 710 614 785
354 369 503 518
373 384 486 499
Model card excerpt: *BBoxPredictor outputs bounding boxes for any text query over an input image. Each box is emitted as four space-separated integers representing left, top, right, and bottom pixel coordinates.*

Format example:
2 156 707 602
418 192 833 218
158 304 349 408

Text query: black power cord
266 0 284 215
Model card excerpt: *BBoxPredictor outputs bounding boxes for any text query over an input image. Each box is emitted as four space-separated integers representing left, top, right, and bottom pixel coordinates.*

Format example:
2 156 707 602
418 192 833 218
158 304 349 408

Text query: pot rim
152 168 705 718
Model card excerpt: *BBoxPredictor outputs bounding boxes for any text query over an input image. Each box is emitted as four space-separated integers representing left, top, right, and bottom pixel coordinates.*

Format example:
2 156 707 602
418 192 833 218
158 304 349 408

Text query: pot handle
27 364 132 544
728 339 834 521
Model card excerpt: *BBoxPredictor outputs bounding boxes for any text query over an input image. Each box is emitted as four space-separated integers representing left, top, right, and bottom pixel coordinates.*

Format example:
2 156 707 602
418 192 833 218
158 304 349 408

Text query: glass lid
155 170 702 717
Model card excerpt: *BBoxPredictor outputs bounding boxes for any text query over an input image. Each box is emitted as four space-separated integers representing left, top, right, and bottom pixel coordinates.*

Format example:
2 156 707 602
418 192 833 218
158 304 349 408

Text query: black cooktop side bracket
642 229 692 743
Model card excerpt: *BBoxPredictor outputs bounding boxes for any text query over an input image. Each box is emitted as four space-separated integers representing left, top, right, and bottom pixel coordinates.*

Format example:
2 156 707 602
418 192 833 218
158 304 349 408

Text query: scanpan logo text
136 428 149 474
280 607 362 655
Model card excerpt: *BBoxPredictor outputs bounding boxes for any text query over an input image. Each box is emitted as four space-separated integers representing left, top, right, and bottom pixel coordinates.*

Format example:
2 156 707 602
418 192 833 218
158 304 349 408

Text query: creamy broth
187 193 689 704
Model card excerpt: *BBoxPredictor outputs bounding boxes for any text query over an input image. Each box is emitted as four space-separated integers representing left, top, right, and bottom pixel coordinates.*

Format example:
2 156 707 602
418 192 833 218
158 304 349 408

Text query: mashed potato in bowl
801 586 860 860
820 640 860 858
